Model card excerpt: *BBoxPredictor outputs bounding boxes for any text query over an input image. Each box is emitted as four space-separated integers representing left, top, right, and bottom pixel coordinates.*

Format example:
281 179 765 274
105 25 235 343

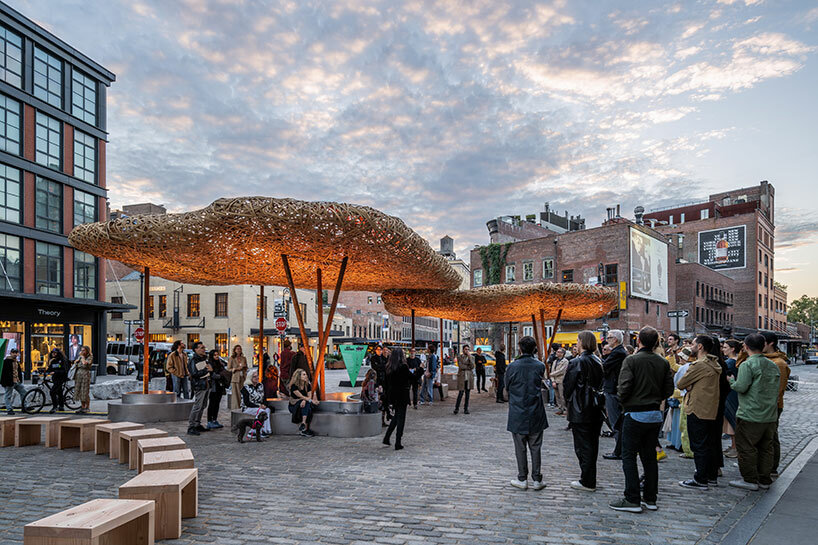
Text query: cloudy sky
18 0 818 298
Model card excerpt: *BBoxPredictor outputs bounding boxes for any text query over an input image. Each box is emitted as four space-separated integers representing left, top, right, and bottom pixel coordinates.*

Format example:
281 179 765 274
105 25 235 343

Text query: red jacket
279 348 294 380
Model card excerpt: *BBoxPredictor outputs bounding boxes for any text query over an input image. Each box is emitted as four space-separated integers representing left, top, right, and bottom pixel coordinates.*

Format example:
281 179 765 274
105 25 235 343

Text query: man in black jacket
187 341 212 436
602 330 628 460
494 344 507 403
610 326 675 513
406 348 423 409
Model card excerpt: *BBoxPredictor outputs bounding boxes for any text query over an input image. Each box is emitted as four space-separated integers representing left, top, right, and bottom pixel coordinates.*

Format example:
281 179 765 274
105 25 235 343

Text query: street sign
275 317 288 333
670 316 686 332
133 327 145 342
667 310 689 318
273 299 287 318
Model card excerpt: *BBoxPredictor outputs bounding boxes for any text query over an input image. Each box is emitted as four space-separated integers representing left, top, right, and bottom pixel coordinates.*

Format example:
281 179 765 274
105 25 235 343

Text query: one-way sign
667 310 690 318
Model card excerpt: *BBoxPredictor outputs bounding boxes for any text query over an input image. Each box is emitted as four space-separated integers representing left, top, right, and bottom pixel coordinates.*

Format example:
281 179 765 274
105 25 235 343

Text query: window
0 163 20 223
187 293 200 317
73 250 96 299
187 334 200 347
543 259 554 279
603 264 618 285
561 269 573 283
677 233 684 250
645 300 650 313
696 307 699 321
111 296 123 320
759 249 762 263
0 233 21 291
35 241 61 295
73 130 96 183
256 295 267 319
215 333 228 357
473 269 482 287
367 296 373 304
764 254 768 267
523 325 533 337
215 293 228 317
523 262 533 281
71 70 97 125
505 264 515 283
759 271 762 285
700 208 709 219
0 94 20 154
759 316 762 328
377 295 382 304
764 273 768 287
35 177 61 232
146 295 154 318
158 294 167 318
696 281 700 297
33 47 62 108
35 112 61 170
0 27 22 87
680 213 685 223
73 189 96 226
669 215 673 225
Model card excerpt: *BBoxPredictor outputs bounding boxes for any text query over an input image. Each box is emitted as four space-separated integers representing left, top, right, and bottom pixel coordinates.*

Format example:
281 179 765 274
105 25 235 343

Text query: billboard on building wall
629 227 669 304
698 225 746 270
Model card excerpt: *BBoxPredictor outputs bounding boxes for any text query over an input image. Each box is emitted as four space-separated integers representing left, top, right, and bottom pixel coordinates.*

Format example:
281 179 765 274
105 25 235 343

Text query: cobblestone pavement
2 365 817 545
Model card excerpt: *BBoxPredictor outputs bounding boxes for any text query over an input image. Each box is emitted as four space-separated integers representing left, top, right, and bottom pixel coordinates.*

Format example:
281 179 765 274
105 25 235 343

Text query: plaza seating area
0 415 198 544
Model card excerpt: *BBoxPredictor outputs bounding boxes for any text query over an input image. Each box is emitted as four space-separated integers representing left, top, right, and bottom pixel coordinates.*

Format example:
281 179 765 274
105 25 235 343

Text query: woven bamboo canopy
382 283 618 323
69 196 461 292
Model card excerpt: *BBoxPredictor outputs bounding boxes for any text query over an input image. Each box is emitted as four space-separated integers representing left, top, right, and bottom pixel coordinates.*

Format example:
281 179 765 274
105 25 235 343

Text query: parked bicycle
22 373 80 414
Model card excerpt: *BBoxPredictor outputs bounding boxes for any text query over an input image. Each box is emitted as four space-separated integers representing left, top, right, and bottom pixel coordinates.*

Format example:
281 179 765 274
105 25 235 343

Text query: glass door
30 323 65 372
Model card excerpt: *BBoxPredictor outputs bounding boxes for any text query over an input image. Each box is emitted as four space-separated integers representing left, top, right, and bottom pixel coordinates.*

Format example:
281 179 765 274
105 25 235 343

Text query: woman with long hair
383 348 411 450
288 368 319 436
360 368 379 413
73 346 93 414
721 339 742 458
228 345 248 409
240 370 271 437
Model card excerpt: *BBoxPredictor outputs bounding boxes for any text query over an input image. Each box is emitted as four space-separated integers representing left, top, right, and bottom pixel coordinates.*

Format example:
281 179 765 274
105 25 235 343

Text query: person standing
2 348 26 415
369 345 389 424
406 348 422 409
494 344 507 403
206 350 228 429
505 336 548 491
674 347 696 459
721 339 742 458
602 330 628 460
419 345 438 405
187 342 212 436
73 346 94 414
474 347 488 393
278 340 294 396
550 348 569 415
609 327 675 512
453 345 474 415
728 333 780 491
760 331 790 478
383 348 411 450
167 341 190 399
563 331 604 492
227 345 248 409
676 335 722 490
46 348 69 413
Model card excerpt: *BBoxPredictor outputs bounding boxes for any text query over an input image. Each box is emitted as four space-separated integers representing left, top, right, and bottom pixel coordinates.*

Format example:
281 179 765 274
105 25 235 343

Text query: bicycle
22 373 80 414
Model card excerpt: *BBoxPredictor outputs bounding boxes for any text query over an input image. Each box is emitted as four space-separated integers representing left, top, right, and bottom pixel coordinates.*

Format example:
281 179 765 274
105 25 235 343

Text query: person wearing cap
1 348 26 415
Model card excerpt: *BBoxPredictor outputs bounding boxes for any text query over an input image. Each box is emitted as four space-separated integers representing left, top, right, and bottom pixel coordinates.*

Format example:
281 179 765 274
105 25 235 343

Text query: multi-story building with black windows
0 2 117 377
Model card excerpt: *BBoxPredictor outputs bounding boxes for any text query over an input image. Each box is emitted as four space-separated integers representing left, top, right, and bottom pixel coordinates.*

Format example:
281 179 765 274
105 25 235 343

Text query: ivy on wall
478 243 511 285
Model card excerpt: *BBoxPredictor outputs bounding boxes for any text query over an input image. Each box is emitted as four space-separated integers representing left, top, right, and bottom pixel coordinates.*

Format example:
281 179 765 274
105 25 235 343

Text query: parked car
106 355 135 375
805 349 818 365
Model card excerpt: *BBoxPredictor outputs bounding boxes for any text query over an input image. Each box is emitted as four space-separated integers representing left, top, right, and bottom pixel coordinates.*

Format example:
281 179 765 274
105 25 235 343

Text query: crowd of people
504 326 792 513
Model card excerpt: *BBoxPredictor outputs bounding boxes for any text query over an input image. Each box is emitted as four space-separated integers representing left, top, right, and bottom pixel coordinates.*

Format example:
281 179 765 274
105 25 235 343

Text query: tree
788 295 818 325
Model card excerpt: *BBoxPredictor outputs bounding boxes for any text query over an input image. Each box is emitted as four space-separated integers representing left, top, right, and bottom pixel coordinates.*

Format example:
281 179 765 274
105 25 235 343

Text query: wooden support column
316 268 323 395
539 308 549 378
258 285 264 387
531 313 541 360
142 267 150 394
439 318 444 374
312 257 348 396
281 255 313 374
544 308 563 377
411 309 416 350
507 321 513 360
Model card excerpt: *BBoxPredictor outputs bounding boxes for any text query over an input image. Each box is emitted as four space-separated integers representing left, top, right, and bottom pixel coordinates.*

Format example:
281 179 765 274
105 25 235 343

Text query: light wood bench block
141 449 194 472
0 416 25 447
119 468 197 540
120 429 168 469
23 498 155 545
137 436 186 473
58 418 110 451
95 422 144 457
14 416 69 447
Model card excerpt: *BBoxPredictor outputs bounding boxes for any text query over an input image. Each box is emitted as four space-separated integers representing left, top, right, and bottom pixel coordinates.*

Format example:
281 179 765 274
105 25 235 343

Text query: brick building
673 262 736 336
0 3 117 376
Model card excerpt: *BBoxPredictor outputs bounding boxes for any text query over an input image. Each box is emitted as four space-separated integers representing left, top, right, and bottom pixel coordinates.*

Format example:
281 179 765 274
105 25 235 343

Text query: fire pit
108 390 194 423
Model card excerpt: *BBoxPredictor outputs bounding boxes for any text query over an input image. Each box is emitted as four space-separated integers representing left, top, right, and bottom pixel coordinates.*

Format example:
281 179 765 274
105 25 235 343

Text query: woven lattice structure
69 197 461 291
382 283 618 322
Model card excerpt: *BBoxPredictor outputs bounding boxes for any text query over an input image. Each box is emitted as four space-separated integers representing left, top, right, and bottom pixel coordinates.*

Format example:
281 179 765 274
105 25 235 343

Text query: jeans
207 390 223 422
622 415 661 504
605 393 623 456
687 413 720 483
476 367 486 391
772 407 783 473
571 421 602 489
384 402 407 445
455 389 470 411
554 383 566 412
288 400 316 426
4 383 26 410
410 382 419 407
420 376 435 403
496 373 505 401
736 418 776 485
188 387 210 429
512 430 543 482
173 375 190 399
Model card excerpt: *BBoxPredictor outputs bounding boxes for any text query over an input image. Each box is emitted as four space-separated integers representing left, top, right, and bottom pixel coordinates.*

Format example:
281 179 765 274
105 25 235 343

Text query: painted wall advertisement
698 225 746 270
629 227 669 304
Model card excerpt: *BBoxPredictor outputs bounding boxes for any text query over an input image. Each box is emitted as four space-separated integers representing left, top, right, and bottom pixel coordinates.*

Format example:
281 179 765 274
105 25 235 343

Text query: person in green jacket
728 333 780 491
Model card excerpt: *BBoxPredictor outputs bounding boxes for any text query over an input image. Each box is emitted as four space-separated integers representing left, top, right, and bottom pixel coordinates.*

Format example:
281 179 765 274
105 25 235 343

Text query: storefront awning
0 290 135 312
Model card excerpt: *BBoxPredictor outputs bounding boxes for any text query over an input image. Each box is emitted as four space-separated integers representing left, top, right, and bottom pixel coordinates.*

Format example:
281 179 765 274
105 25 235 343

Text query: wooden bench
95 422 144 457
0 415 25 447
137 436 186 473
120 429 168 469
23 498 155 545
14 416 69 448
58 418 110 451
119 469 197 540
141 448 194 472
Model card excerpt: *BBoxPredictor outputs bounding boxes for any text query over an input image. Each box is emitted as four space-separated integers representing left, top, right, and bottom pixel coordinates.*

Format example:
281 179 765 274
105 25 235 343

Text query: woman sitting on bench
288 369 319 437
240 370 271 437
